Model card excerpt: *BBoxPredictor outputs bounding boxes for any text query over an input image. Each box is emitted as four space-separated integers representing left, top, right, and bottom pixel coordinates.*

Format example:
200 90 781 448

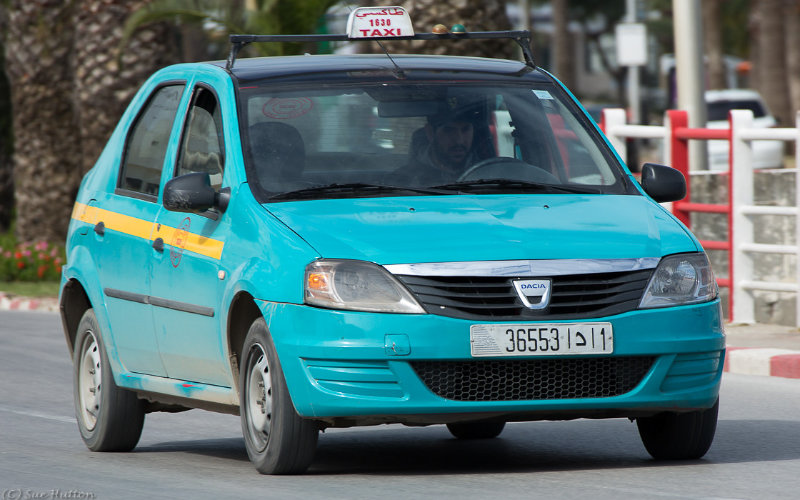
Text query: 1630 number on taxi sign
470 323 613 357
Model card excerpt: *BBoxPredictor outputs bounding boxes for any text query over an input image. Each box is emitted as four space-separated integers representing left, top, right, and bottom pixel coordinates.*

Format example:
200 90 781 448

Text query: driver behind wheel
393 103 487 187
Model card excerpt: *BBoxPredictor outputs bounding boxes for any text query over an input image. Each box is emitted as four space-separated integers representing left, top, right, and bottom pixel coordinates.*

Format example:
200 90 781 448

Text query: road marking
0 405 75 424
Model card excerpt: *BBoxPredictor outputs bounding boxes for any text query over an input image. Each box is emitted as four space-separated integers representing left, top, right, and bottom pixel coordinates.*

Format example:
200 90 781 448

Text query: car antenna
345 4 405 79
375 40 406 79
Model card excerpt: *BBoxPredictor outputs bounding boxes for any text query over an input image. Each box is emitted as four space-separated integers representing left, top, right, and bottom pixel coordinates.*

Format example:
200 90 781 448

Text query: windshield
238 81 633 201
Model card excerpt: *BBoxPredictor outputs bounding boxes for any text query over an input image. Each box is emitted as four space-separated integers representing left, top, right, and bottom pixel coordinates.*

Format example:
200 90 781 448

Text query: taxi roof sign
225 9 535 72
345 6 415 39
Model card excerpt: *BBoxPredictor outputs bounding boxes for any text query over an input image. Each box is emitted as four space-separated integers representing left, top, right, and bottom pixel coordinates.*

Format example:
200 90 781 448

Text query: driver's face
428 120 474 170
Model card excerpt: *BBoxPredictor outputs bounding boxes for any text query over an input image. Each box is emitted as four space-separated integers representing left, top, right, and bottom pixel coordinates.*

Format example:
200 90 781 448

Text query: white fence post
730 109 755 324
795 111 800 327
662 111 672 166
602 108 628 164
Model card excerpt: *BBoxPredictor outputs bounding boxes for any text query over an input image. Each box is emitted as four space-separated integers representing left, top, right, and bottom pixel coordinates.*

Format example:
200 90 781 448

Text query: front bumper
259 299 725 425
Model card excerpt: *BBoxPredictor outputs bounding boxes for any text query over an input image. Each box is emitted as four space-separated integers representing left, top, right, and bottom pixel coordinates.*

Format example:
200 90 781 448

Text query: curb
724 346 800 379
0 292 59 313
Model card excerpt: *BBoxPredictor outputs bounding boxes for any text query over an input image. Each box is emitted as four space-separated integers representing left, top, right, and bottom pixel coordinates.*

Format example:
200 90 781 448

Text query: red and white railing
601 108 800 326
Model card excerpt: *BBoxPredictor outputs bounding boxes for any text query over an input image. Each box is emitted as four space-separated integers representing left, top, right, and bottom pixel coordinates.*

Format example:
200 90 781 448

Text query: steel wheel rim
246 344 272 452
78 331 102 431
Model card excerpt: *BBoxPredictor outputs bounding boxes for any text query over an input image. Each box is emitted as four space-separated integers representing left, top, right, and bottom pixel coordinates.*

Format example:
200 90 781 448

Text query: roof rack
225 31 536 71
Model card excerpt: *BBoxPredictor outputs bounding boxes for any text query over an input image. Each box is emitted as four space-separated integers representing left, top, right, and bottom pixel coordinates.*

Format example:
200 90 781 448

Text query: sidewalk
1 290 798 379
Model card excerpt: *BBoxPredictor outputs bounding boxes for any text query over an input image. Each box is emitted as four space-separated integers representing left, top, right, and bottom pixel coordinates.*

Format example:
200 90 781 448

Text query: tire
240 318 319 474
73 309 145 452
446 421 506 440
636 398 719 460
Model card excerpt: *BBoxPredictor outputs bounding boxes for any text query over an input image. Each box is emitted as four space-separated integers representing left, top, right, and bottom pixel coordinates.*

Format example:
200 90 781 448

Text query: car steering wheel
456 157 559 183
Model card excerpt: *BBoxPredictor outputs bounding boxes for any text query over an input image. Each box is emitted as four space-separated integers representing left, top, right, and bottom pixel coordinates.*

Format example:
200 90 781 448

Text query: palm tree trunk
752 0 791 125
0 30 14 233
551 0 573 88
73 0 178 174
3 0 81 244
2 0 177 243
703 0 725 90
784 0 800 117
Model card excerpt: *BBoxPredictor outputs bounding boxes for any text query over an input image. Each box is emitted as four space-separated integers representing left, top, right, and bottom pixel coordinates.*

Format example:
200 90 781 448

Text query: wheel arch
226 291 263 398
60 278 92 356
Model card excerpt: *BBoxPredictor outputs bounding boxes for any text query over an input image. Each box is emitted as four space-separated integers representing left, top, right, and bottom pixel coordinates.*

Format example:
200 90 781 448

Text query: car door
96 83 187 376
150 83 230 386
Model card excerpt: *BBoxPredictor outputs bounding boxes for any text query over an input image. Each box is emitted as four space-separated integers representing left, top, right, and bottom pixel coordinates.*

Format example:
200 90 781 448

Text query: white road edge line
0 405 76 424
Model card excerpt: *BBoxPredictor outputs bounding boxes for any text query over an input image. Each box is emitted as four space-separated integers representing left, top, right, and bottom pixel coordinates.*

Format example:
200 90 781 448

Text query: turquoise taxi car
59 8 724 474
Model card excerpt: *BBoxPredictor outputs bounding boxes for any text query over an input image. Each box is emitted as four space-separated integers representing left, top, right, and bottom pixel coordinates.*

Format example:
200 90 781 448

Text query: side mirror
163 172 230 214
639 163 686 203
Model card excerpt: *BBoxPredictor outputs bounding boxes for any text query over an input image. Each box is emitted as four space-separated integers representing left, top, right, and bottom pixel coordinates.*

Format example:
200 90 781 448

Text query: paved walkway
2 291 799 380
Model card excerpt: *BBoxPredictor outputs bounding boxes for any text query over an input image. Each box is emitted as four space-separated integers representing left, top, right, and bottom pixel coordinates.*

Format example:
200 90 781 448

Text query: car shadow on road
135 437 250 463
133 418 800 475
306 418 800 475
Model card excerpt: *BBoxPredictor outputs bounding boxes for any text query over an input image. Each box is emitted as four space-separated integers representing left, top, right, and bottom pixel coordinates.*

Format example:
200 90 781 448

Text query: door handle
94 221 105 236
152 237 164 252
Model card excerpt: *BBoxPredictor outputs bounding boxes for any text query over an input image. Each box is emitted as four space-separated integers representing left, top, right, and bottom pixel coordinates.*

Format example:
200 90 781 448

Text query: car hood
264 194 698 264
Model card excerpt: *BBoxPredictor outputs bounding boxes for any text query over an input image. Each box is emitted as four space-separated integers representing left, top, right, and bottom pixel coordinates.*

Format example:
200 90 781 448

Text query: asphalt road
1 310 799 500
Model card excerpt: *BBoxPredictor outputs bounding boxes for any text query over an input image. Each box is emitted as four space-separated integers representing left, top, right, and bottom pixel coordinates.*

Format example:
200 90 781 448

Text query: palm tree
702 0 725 90
356 0 515 60
784 0 800 116
2 0 81 244
73 0 179 174
751 0 791 126
120 0 340 61
2 0 177 243
0 34 13 233
551 0 573 89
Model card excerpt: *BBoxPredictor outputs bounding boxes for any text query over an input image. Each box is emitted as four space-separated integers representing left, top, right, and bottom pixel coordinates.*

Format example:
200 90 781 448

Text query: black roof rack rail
225 31 535 71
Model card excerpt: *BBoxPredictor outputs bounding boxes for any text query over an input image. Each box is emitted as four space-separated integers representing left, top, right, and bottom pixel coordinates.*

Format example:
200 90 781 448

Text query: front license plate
470 323 613 357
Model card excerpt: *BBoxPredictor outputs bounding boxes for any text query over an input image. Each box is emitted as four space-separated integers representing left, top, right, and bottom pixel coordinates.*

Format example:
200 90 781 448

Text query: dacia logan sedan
60 13 724 475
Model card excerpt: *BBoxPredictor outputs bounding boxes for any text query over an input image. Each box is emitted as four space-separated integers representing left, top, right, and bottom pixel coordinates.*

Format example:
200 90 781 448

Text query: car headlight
639 253 718 309
305 259 425 314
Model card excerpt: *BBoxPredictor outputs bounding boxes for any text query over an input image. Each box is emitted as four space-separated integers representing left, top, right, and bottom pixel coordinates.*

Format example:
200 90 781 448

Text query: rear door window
119 84 185 197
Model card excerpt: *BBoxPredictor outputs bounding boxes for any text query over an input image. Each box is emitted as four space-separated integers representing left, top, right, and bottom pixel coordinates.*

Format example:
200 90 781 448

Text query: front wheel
636 398 719 460
240 318 319 474
73 309 145 452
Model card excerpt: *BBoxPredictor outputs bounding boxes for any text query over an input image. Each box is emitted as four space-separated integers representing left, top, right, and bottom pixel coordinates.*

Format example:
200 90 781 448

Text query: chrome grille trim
384 258 660 277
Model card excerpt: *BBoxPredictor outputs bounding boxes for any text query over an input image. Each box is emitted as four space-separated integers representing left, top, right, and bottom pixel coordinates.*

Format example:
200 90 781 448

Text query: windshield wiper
431 178 603 195
268 183 453 201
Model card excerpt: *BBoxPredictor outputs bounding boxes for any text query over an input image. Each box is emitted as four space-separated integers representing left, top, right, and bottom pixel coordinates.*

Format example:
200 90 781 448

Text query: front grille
411 357 655 401
396 269 653 320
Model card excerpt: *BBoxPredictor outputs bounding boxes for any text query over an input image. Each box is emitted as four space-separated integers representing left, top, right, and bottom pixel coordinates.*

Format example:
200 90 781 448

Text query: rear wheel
446 421 506 440
636 398 719 460
73 309 145 452
240 318 318 474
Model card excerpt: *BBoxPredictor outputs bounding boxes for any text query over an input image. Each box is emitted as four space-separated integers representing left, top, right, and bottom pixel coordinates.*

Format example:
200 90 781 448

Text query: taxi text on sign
346 7 415 39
